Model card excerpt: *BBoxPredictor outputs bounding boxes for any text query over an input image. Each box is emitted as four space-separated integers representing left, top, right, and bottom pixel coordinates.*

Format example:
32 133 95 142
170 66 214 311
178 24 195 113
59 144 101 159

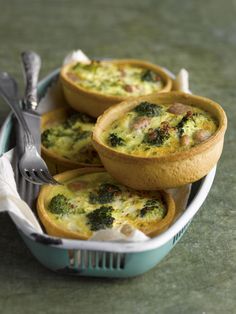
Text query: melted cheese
42 112 101 164
67 61 164 96
102 102 218 157
46 172 167 237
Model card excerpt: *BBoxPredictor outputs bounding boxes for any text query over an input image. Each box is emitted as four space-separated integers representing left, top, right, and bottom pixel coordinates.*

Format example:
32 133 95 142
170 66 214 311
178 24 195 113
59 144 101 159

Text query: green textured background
0 0 235 313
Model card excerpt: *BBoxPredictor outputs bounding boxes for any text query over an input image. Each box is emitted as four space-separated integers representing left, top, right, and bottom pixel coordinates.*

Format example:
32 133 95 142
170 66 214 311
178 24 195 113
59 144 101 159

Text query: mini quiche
41 107 102 174
92 92 227 190
37 168 175 239
60 59 172 117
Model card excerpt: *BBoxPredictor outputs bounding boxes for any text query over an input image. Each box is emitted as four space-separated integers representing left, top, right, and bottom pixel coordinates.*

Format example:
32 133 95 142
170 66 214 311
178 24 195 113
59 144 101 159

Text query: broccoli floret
134 102 163 117
141 69 160 82
143 127 170 146
48 194 73 216
140 199 166 219
89 183 121 204
108 133 125 147
41 129 56 148
86 206 114 231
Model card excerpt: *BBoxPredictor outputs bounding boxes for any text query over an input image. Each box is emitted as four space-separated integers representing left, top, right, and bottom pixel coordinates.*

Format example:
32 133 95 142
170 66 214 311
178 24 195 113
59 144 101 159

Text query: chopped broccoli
76 112 95 123
134 101 163 117
73 130 91 141
143 127 170 146
145 199 161 207
140 199 166 219
192 112 204 118
176 111 193 136
48 194 73 216
108 133 125 147
89 193 99 204
89 183 121 204
63 112 95 129
72 62 82 71
72 60 100 72
140 207 151 217
86 205 114 231
42 126 76 148
41 129 56 148
141 69 160 82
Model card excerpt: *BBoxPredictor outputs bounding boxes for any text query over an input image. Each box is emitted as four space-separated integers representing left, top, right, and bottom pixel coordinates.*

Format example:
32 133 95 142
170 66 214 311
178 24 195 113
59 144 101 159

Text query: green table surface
0 0 235 313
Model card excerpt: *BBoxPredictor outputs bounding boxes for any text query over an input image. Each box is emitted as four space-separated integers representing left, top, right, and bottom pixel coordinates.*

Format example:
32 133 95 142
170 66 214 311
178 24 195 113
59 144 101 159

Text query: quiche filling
66 61 164 97
41 111 100 164
102 101 218 157
46 172 167 238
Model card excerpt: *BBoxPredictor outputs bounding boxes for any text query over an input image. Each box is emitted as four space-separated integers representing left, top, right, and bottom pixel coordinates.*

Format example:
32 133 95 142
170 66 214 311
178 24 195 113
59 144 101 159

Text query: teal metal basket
0 70 216 278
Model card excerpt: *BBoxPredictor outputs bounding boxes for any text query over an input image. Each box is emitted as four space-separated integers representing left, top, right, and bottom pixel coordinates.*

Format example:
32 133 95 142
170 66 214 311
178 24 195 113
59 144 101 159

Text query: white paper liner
0 49 191 242
0 151 42 233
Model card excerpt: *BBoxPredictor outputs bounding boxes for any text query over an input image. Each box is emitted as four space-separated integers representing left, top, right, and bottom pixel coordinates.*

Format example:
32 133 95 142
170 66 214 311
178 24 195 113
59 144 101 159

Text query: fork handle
21 51 41 111
0 72 34 146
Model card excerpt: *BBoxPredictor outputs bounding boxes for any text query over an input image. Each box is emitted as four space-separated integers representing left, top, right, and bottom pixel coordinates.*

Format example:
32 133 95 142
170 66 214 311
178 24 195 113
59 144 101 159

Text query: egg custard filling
45 172 167 238
66 61 164 97
41 111 100 164
102 101 218 157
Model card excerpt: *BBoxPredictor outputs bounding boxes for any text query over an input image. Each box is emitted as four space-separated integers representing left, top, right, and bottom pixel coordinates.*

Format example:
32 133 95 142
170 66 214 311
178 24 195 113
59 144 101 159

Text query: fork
0 71 59 185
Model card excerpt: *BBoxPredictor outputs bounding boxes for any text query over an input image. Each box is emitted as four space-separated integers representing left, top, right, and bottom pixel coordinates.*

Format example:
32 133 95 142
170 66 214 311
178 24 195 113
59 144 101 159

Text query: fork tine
40 170 61 185
19 169 33 183
33 170 52 185
36 170 56 185
24 169 45 185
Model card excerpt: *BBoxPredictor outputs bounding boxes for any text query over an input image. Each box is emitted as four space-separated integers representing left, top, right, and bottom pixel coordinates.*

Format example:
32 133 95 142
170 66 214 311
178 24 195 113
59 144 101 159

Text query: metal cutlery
21 51 41 112
16 50 42 205
0 71 59 186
